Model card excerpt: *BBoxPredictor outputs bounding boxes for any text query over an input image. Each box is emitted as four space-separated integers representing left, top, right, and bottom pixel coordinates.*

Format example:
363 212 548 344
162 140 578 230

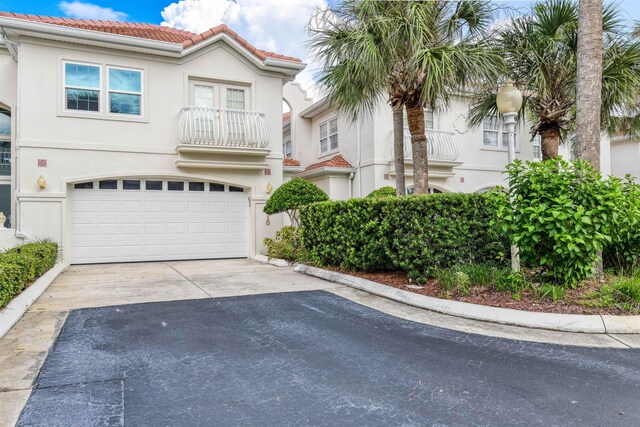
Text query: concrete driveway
1 259 639 426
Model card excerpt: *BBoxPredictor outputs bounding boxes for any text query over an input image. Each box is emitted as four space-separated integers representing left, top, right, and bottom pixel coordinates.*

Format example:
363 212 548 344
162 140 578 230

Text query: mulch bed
327 267 632 316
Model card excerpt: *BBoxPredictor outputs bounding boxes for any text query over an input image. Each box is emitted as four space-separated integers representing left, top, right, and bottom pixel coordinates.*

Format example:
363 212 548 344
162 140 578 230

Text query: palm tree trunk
405 103 429 194
575 0 603 170
392 104 406 196
540 126 560 160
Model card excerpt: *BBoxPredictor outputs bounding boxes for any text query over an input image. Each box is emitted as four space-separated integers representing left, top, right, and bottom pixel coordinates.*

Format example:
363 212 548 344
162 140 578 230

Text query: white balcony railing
176 107 269 149
400 127 459 162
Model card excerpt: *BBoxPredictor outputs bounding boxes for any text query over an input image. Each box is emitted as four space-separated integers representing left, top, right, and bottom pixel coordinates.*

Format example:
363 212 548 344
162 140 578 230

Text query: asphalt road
17 291 640 426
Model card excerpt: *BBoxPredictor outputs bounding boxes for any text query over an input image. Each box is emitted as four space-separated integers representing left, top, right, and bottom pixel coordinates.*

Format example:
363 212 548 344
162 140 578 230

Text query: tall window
424 107 435 129
283 139 292 158
226 88 246 142
64 62 100 112
483 115 515 148
320 117 338 153
108 67 142 115
533 134 542 160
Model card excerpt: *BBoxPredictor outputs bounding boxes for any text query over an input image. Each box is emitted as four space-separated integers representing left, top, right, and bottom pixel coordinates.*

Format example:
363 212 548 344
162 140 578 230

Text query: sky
2 0 640 98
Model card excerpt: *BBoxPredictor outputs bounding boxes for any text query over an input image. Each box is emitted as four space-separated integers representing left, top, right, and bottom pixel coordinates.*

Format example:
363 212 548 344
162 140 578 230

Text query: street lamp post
496 79 523 272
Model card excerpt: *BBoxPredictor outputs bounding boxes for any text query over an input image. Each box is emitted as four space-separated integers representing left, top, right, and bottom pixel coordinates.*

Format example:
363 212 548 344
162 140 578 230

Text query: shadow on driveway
18 291 640 426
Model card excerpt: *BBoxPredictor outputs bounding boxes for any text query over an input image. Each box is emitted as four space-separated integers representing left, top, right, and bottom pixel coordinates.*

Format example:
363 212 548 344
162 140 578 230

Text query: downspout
348 172 355 198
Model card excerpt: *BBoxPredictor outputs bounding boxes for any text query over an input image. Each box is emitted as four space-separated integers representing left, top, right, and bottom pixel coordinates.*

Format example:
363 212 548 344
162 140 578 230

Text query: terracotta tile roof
283 158 300 167
282 111 291 122
0 12 301 63
303 154 353 172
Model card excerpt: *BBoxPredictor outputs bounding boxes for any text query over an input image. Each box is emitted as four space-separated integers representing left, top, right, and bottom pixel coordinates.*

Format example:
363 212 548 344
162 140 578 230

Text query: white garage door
69 179 248 264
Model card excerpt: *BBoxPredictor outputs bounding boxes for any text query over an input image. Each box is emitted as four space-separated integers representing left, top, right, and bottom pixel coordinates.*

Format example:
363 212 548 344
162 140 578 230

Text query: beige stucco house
282 82 613 199
0 13 304 263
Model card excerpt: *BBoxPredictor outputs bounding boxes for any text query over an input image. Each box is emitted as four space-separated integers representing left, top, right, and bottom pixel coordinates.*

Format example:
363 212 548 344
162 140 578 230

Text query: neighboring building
282 83 613 198
610 133 640 180
0 13 304 263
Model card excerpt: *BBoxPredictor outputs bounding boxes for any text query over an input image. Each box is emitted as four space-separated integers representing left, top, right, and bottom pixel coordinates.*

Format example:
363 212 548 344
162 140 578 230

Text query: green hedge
301 194 508 280
0 242 58 308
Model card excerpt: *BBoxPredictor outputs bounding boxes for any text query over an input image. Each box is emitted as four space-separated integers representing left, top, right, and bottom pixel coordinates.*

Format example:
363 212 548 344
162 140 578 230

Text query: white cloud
58 1 128 21
160 0 327 99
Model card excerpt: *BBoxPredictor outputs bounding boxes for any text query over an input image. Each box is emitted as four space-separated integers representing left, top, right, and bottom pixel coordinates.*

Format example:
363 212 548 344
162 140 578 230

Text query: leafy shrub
301 193 508 280
535 284 566 302
264 178 328 226
263 226 304 262
493 158 618 287
366 186 397 198
0 242 58 308
603 176 640 273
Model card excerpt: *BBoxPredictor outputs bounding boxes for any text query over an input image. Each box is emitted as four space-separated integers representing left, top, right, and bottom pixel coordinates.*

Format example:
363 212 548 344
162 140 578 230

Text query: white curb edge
295 264 640 334
253 254 291 268
0 262 66 340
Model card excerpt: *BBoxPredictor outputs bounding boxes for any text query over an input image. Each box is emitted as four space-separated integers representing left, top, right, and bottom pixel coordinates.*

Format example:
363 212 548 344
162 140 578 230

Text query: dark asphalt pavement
17 291 640 426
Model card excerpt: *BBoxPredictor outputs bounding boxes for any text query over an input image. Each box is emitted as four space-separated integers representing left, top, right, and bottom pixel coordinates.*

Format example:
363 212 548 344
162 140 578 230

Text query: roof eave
0 17 307 75
296 166 356 178
0 17 184 56
300 98 331 119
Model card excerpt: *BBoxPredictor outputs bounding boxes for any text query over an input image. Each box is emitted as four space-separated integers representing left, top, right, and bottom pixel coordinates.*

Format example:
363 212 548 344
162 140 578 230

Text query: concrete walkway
1 259 639 426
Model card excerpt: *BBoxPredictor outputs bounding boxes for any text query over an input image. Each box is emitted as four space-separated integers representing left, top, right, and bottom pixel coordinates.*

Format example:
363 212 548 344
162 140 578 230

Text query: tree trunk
392 104 406 196
405 103 429 194
540 126 560 160
575 0 603 170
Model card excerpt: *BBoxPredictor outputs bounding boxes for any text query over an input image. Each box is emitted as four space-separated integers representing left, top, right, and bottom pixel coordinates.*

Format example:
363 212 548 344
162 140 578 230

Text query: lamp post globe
496 79 523 114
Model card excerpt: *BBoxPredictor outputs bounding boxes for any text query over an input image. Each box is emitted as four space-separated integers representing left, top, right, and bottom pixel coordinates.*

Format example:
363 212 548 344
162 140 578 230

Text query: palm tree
470 0 640 160
575 0 603 168
310 0 502 194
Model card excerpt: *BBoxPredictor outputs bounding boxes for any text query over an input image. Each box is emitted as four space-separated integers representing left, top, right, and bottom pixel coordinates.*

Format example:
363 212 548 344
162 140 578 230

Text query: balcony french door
190 81 248 144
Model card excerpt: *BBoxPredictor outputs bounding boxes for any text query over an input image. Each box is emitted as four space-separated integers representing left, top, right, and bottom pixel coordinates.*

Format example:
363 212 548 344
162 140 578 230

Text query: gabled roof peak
0 12 301 63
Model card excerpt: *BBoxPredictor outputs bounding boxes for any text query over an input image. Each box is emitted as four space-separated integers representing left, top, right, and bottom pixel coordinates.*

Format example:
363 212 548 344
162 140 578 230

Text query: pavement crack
606 334 633 349
166 263 213 298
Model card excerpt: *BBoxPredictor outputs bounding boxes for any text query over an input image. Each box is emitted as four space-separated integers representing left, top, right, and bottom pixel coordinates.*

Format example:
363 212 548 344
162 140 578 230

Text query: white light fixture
37 175 47 189
496 79 523 115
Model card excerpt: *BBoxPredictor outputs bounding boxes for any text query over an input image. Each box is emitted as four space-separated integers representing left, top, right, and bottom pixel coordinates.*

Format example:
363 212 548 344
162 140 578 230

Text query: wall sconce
37 175 47 189
266 182 273 194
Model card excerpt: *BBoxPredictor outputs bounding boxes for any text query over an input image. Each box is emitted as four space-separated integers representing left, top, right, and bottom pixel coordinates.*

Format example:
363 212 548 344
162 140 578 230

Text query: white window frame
106 66 144 117
283 138 292 158
533 134 542 160
320 117 338 154
62 60 102 115
482 115 517 150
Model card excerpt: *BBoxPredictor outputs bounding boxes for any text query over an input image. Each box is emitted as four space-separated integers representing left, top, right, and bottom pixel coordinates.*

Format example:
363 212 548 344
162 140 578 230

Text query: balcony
401 127 459 162
389 127 461 179
175 107 271 170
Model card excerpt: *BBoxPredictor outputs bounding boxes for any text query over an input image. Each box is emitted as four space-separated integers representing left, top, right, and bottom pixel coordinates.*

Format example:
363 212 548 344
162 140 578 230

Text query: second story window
483 115 515 149
64 62 100 112
108 67 142 116
424 107 435 129
320 117 338 153
283 139 292 158
533 134 542 160
226 88 245 110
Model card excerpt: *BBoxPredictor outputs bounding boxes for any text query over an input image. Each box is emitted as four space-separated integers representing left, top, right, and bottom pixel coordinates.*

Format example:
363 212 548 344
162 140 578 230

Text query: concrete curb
295 264 640 334
0 262 66 339
253 255 291 268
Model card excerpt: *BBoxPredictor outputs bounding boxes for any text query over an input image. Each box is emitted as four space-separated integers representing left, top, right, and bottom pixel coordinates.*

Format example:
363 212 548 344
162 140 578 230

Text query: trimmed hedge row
0 242 58 308
301 193 508 280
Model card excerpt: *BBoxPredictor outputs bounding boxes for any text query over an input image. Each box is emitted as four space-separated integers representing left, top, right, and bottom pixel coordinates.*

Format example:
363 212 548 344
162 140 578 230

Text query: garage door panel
70 182 247 264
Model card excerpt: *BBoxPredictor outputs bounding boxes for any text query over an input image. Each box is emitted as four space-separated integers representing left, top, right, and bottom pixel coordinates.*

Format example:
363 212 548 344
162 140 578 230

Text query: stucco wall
12 37 289 261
